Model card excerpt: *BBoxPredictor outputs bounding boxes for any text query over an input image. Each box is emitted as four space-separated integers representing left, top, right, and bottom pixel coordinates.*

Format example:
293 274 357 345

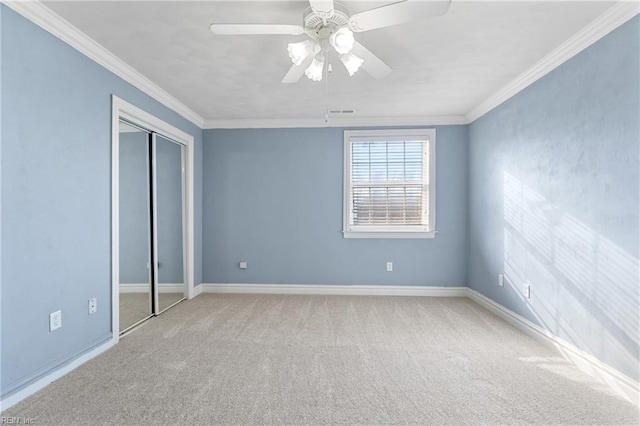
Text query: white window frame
342 129 436 239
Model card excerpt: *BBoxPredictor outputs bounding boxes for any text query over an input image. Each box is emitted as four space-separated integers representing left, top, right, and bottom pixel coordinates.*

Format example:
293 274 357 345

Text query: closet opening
112 96 195 338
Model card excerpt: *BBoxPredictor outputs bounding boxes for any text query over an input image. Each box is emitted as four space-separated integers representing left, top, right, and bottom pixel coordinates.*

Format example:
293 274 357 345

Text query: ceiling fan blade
351 42 392 79
309 0 334 15
348 0 451 33
282 56 314 84
209 24 305 35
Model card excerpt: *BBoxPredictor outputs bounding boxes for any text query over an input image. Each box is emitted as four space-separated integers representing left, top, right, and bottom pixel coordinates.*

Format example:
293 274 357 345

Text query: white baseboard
0 338 115 412
191 283 204 298
119 283 185 294
466 288 639 405
201 283 467 297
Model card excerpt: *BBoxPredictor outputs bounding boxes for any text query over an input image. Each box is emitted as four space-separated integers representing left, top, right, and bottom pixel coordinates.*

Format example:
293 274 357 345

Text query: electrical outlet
88 298 97 314
386 262 393 272
50 310 62 331
523 283 531 299
498 274 504 287
239 261 248 269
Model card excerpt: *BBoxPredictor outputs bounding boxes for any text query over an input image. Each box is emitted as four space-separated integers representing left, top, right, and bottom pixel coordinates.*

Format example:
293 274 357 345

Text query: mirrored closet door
118 121 153 331
153 134 186 313
118 120 186 334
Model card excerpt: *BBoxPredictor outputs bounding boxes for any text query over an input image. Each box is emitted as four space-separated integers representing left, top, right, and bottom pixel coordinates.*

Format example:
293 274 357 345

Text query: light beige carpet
119 293 185 332
119 293 152 331
4 294 639 425
158 292 185 313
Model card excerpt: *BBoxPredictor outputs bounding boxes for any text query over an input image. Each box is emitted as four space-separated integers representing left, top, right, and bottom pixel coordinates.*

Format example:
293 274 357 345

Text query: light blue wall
0 6 203 398
0 7 3 392
202 126 468 286
468 17 639 380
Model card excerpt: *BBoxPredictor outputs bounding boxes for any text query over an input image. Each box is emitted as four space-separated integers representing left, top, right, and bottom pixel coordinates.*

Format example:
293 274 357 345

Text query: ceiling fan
209 0 451 84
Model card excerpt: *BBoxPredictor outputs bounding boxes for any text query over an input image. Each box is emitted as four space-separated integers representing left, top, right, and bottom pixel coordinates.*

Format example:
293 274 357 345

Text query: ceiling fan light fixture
287 40 316 66
305 56 325 82
340 52 364 76
330 27 354 54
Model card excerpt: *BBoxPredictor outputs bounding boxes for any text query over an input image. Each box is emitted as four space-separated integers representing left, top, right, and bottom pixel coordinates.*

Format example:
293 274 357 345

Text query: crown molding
3 0 205 128
5 1 637 131
465 1 639 124
203 115 468 129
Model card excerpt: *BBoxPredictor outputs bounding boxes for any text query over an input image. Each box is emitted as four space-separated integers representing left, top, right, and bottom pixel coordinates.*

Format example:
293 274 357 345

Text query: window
343 129 436 239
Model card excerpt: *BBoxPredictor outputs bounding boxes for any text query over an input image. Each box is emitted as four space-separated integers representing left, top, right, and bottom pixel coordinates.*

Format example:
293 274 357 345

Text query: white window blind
343 129 436 239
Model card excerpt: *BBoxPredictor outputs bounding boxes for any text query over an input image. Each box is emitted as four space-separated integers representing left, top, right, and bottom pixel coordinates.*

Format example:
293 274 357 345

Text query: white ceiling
43 1 616 124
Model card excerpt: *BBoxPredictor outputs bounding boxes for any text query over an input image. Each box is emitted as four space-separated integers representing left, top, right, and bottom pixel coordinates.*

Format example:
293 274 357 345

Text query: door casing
111 95 195 343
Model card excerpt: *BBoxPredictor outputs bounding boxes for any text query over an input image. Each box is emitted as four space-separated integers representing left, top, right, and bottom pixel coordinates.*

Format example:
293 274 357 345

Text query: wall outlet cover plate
524 283 531 298
89 298 97 314
50 310 62 331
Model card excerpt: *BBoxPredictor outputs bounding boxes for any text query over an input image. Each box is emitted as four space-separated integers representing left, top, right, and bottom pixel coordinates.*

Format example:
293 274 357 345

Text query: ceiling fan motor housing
303 2 350 39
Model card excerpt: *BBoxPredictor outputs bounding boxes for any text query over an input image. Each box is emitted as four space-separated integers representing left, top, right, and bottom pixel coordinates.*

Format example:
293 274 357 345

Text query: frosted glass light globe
330 27 355 54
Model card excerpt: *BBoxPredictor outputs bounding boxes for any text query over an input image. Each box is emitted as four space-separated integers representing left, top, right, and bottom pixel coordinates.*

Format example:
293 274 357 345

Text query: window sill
342 230 436 239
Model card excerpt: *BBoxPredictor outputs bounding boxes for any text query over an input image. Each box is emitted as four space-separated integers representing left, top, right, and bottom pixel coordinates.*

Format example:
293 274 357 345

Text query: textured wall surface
203 126 468 286
468 17 639 380
0 6 203 398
